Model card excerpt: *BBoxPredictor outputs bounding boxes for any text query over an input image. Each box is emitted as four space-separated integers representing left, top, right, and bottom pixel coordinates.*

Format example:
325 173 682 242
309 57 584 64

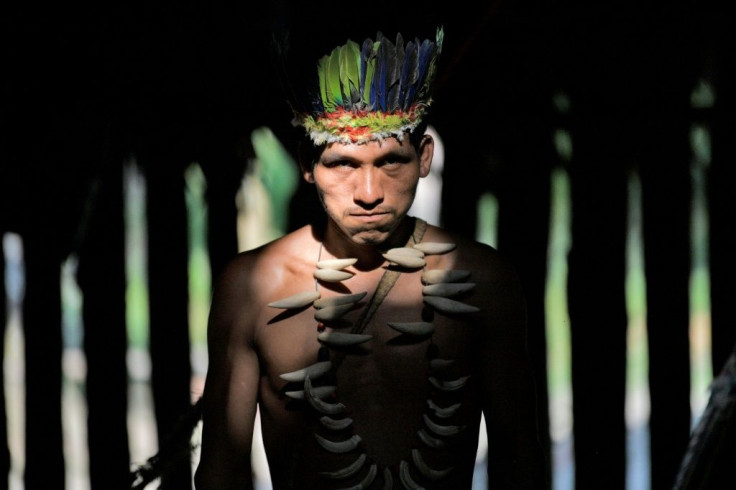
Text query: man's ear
297 141 315 183
418 133 434 178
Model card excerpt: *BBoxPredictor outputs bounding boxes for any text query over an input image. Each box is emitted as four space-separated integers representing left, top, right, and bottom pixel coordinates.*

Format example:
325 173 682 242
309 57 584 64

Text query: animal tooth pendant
319 453 367 479
421 269 471 285
428 375 471 392
428 358 455 372
423 414 465 437
422 282 476 298
304 376 345 414
427 399 461 418
314 433 362 453
382 468 393 490
412 242 456 255
411 449 454 480
317 258 358 270
417 428 446 449
313 291 367 308
314 269 354 282
317 331 373 347
386 247 425 258
280 360 333 382
284 385 335 400
315 303 355 321
268 291 321 309
399 460 424 490
335 464 378 490
383 251 426 269
387 321 435 336
424 296 480 314
320 415 353 431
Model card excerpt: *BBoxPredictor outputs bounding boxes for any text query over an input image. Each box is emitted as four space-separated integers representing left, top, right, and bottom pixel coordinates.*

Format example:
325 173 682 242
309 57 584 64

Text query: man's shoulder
420 224 525 323
422 223 520 286
424 224 505 263
216 225 318 295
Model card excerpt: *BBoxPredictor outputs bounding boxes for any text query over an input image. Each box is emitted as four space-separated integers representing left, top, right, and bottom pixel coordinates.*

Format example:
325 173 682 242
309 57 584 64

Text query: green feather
339 40 361 108
327 47 343 107
317 55 333 112
312 28 443 118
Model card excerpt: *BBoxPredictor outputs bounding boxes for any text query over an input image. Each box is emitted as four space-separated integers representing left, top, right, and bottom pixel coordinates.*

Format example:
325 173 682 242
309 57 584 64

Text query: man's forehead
321 137 414 160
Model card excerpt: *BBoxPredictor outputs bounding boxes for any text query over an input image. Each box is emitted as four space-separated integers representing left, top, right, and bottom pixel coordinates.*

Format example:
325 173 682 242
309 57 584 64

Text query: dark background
2 1 735 489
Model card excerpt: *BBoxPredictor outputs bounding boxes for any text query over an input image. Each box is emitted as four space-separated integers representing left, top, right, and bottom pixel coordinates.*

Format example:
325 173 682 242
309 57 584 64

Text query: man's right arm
195 255 260 490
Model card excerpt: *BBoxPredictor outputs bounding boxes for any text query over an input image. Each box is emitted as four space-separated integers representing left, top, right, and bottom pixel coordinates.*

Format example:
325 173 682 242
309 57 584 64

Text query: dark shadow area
1 1 734 489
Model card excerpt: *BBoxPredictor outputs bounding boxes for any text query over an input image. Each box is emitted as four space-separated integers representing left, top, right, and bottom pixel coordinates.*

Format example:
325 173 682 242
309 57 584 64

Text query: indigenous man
195 28 546 489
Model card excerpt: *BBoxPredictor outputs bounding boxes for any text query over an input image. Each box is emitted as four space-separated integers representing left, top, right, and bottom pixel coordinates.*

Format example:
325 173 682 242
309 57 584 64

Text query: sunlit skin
194 131 547 490
303 134 434 265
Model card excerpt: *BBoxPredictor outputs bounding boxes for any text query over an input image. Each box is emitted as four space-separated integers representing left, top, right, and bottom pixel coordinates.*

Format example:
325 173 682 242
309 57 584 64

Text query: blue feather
359 38 373 109
406 39 433 105
371 52 379 111
386 33 403 111
399 40 417 109
376 35 389 111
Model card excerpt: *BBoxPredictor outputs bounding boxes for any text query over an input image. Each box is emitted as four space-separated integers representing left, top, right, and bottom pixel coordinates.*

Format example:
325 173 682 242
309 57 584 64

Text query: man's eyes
322 160 354 168
320 158 409 169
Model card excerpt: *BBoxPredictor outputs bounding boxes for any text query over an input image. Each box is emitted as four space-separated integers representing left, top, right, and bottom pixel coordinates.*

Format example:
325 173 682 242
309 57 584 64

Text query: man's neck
320 217 416 271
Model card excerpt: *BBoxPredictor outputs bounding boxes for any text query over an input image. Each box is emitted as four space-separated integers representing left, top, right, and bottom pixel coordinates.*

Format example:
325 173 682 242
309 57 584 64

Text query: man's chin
349 228 390 246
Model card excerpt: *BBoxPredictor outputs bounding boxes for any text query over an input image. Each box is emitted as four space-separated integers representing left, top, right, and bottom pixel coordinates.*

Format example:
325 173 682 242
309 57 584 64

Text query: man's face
303 134 433 246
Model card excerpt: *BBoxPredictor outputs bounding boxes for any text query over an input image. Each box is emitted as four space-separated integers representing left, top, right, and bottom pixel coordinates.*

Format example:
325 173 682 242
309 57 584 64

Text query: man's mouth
351 213 387 222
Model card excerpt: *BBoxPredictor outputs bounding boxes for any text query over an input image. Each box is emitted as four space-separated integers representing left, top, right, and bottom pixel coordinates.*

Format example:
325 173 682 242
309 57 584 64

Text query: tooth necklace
269 218 481 489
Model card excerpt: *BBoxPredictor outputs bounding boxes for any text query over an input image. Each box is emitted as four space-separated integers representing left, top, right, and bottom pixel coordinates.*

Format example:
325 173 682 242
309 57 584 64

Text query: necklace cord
331 217 427 370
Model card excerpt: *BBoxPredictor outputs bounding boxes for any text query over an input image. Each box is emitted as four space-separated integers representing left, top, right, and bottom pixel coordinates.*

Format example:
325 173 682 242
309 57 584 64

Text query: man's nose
353 167 384 207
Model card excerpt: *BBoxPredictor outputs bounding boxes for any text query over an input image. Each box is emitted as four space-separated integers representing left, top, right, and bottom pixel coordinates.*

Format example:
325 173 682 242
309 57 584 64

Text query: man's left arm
477 251 548 489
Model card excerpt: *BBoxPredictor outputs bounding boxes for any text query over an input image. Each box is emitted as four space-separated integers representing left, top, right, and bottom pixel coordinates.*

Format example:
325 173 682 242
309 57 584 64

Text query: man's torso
246 222 491 489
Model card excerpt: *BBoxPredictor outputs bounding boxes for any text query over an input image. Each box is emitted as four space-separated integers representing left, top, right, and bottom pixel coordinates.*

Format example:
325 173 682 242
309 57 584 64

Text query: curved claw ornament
423 296 480 315
304 376 345 415
428 358 455 372
417 429 445 449
399 460 425 490
383 252 426 269
336 464 377 490
319 453 367 479
314 269 355 282
317 331 373 347
422 282 475 298
426 399 461 418
385 247 425 258
423 414 465 437
320 415 353 431
315 303 355 321
268 291 321 309
317 258 358 270
280 361 332 382
382 468 393 490
428 375 471 392
387 321 435 336
421 269 471 285
284 385 335 400
314 291 367 308
314 433 362 453
412 242 456 255
411 449 454 480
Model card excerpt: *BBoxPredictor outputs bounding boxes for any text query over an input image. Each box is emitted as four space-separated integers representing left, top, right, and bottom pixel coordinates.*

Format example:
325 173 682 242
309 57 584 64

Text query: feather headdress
291 27 444 145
